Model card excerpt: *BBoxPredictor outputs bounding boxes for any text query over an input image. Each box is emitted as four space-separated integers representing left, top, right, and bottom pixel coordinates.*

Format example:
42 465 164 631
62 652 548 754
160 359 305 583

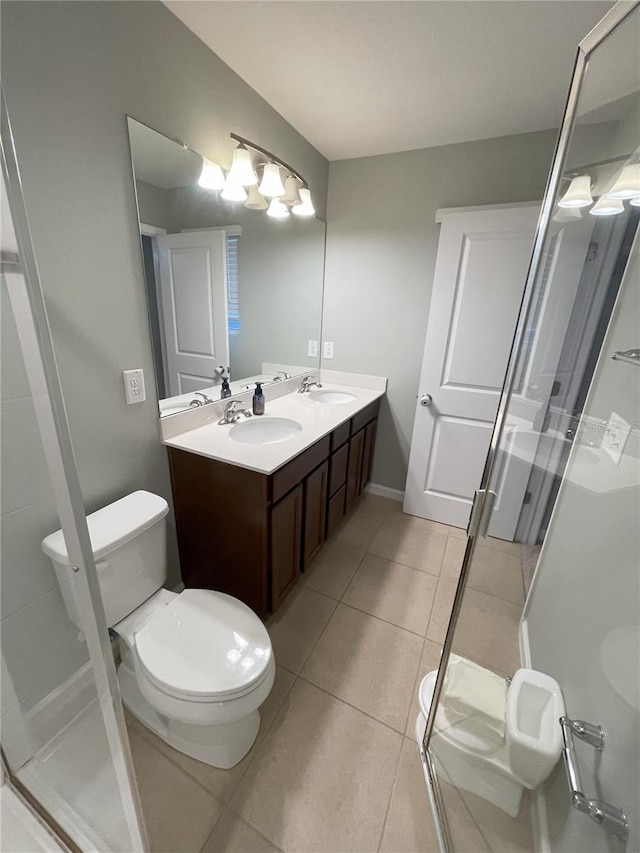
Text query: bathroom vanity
162 376 384 617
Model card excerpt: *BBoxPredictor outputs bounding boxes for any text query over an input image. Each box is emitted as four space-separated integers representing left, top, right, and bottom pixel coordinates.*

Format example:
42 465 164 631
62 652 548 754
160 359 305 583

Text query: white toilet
42 490 275 769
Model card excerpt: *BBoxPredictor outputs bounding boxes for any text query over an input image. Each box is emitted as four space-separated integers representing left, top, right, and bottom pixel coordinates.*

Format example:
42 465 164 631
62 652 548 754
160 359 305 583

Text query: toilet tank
42 491 169 630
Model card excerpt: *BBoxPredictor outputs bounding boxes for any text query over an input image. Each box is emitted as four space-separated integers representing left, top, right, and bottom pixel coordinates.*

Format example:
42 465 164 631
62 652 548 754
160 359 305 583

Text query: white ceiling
164 0 612 161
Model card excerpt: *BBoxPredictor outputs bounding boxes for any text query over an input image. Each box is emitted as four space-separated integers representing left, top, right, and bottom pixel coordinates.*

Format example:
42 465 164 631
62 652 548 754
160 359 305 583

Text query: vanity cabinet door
326 485 347 537
345 428 366 513
362 419 377 489
303 461 328 569
271 484 303 611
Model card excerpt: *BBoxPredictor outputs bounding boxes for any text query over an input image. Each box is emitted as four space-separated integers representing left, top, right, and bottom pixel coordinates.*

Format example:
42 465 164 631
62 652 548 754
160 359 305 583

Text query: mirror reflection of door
155 229 230 398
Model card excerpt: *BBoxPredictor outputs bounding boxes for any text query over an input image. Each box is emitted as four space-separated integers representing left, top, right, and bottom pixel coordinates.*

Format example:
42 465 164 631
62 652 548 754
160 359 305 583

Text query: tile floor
126 494 532 853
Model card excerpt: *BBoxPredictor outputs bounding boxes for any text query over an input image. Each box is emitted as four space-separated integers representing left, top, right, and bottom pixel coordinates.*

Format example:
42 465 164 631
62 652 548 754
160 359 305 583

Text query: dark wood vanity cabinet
168 398 380 618
271 484 303 611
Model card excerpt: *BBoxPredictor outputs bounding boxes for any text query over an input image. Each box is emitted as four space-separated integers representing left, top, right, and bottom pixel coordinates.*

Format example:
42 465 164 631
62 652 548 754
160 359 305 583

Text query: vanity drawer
351 399 380 434
330 421 350 452
272 436 331 503
326 485 346 538
328 443 349 497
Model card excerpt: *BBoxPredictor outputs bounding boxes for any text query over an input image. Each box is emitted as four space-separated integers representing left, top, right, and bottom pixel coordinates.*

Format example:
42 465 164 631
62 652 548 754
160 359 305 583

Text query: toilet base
117 660 260 769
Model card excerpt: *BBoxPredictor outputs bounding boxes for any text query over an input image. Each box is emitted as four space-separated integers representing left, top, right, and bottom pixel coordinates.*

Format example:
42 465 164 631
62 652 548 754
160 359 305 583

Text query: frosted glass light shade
259 163 285 198
221 178 248 202
227 146 258 187
281 175 302 207
558 175 593 208
292 187 315 217
245 185 268 211
607 164 640 199
198 158 226 190
590 196 624 216
266 198 289 219
630 196 640 207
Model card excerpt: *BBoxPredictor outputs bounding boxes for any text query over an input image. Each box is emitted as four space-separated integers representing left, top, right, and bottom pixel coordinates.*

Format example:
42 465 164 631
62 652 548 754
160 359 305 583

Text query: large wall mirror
127 118 326 417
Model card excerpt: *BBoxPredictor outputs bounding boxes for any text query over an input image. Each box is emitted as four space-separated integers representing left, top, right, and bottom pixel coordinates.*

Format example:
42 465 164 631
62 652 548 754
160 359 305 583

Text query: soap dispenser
252 382 265 415
220 377 231 399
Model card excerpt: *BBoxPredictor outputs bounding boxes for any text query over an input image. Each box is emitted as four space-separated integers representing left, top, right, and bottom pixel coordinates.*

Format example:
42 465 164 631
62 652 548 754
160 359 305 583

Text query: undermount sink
229 417 303 445
308 390 357 404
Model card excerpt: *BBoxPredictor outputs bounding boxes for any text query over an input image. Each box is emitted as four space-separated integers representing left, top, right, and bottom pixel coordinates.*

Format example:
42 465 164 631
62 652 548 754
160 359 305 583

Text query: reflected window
226 234 240 336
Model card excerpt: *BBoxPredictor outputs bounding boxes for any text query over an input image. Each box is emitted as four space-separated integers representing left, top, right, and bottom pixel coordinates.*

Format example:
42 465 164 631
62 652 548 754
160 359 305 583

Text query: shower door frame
1 89 149 852
417 3 640 851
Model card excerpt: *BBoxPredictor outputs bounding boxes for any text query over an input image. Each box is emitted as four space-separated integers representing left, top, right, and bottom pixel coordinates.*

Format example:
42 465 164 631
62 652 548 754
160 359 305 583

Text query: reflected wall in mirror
127 118 326 416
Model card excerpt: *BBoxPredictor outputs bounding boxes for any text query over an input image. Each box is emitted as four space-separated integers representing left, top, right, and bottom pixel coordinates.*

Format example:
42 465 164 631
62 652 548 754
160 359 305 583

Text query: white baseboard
365 482 404 502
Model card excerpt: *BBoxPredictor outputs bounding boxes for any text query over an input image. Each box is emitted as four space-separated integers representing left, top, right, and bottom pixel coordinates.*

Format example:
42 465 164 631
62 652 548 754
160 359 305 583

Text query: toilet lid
135 589 273 700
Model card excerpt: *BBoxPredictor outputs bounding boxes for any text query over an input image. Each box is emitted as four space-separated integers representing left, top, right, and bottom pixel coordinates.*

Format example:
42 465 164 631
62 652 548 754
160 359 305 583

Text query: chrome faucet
218 400 252 425
298 375 323 393
273 370 292 381
190 391 213 406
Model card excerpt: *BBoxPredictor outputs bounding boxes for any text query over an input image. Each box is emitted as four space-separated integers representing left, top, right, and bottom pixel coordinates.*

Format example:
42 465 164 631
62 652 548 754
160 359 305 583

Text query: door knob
420 394 433 407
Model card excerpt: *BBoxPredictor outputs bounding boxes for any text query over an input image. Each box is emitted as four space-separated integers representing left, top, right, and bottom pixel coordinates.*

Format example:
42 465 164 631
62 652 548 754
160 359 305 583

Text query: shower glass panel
1 99 148 851
420 4 640 853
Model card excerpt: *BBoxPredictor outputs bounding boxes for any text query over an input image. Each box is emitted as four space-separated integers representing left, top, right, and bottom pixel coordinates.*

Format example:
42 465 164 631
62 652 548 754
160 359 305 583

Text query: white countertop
162 373 386 475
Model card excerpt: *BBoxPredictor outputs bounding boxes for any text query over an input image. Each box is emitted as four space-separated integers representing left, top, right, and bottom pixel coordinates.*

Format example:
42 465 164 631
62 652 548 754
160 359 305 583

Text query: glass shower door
1 94 148 851
421 4 640 852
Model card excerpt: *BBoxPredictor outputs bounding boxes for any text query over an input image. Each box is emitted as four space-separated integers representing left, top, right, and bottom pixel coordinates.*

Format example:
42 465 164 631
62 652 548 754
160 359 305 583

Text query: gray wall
1 1 329 592
136 179 173 231
322 130 559 492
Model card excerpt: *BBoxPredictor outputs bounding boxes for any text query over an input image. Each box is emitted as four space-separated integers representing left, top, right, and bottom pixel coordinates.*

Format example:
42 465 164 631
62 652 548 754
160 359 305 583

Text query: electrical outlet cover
602 411 630 465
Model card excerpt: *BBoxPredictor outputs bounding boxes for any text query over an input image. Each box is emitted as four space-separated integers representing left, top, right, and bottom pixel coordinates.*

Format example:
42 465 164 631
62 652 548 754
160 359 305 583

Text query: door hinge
523 490 532 505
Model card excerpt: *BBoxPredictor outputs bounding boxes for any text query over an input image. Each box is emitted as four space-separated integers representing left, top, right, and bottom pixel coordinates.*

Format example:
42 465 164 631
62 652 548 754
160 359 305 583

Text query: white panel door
156 230 229 397
404 204 540 529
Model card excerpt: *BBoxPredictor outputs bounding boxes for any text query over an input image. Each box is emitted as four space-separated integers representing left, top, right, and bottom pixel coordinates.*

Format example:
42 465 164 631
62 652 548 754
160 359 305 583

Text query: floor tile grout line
329 598 430 640
400 633 429 736
376 729 408 853
200 804 286 853
366 548 445 580
295 673 412 739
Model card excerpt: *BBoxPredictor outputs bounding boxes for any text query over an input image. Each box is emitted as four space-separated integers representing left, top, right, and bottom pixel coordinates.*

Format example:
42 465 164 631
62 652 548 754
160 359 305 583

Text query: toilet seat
134 589 273 703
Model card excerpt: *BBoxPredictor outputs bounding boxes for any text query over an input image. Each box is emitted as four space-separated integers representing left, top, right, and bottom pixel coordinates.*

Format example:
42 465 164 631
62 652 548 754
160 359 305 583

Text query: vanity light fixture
221 179 248 203
590 196 625 216
227 144 258 187
606 163 640 199
228 133 314 217
557 175 593 208
292 187 315 217
259 163 286 198
198 157 226 190
630 195 640 207
245 185 268 210
266 198 289 219
281 175 302 207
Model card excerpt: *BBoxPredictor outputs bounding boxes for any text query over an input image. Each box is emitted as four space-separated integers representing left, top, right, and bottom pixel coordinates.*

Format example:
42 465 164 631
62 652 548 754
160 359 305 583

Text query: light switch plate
602 411 630 465
123 368 146 405
323 341 334 359
307 340 318 358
